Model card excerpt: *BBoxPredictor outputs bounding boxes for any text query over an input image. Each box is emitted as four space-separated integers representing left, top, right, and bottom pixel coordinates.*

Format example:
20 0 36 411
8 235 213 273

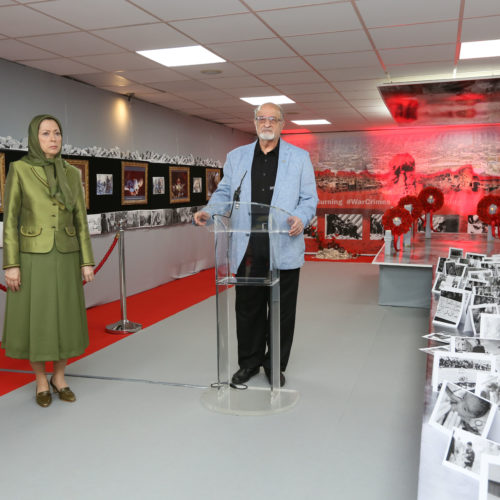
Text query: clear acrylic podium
200 202 300 415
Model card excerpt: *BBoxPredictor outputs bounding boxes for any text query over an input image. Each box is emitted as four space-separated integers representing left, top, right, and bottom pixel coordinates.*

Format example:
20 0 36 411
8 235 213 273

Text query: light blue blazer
205 139 318 271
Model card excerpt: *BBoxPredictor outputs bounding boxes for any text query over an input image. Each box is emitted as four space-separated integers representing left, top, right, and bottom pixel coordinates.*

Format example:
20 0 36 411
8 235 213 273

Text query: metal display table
372 234 499 308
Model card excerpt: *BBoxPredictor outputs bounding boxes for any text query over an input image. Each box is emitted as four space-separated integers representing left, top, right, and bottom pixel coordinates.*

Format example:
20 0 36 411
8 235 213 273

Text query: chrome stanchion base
105 319 142 334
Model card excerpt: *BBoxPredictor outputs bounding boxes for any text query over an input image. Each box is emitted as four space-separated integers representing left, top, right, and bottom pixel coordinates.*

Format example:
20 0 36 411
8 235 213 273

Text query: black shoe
264 368 285 387
231 367 260 385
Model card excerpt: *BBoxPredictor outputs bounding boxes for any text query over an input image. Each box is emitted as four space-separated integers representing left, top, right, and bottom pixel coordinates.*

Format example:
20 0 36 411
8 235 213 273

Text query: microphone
233 171 247 210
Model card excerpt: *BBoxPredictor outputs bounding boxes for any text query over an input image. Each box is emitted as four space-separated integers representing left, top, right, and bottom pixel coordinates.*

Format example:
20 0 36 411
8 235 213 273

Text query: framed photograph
96 173 113 195
0 152 5 213
152 176 165 195
206 168 221 200
192 176 202 194
122 161 148 205
169 166 190 204
65 158 89 209
429 381 494 437
479 454 500 500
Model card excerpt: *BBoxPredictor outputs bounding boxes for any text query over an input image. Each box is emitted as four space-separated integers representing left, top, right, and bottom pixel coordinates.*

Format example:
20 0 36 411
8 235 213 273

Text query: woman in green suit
2 114 95 407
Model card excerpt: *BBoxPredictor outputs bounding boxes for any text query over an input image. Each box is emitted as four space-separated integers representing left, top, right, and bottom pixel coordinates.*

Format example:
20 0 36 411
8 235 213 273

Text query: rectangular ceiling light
240 95 295 105
460 39 500 60
137 46 225 67
292 119 331 125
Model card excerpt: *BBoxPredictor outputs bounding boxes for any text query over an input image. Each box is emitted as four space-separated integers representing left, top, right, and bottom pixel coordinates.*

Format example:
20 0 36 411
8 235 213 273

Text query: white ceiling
1 0 500 134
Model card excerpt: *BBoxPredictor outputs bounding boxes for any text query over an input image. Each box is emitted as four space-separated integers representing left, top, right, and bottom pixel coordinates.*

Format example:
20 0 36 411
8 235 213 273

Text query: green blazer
3 159 95 269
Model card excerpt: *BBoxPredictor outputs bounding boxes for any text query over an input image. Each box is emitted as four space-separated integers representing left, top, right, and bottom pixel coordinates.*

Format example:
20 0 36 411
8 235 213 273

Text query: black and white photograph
87 213 102 236
176 206 194 224
417 215 459 233
452 337 500 360
125 210 139 229
466 252 487 261
449 247 465 260
139 210 151 227
369 213 384 240
432 273 463 295
444 428 500 480
192 177 202 194
475 373 500 408
325 213 362 240
151 209 166 227
431 352 494 392
96 173 113 195
433 288 468 328
479 455 500 500
468 215 489 234
101 212 117 233
423 332 452 343
152 176 165 195
444 260 467 278
420 345 451 355
473 286 500 299
480 314 500 340
474 295 499 306
437 256 447 273
469 305 500 337
429 381 494 437
164 208 174 226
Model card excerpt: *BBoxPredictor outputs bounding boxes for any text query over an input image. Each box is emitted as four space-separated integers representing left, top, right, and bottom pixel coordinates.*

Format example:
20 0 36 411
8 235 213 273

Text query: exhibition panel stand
200 202 299 415
373 234 498 308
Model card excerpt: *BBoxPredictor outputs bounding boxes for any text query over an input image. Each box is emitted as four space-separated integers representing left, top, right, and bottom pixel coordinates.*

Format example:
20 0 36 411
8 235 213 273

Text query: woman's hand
82 266 94 282
5 267 21 292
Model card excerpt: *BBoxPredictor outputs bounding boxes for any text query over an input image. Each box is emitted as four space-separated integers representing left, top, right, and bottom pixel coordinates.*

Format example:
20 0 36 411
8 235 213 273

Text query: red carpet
0 268 216 396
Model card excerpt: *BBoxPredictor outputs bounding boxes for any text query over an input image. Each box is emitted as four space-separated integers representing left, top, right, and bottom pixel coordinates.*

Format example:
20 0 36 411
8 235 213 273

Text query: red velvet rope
0 231 120 292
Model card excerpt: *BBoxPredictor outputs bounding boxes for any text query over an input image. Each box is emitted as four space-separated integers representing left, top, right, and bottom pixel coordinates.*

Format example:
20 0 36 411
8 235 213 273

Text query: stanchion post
106 222 142 334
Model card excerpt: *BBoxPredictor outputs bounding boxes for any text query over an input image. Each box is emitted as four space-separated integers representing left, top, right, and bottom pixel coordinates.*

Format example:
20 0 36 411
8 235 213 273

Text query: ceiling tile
171 89 231 100
380 44 455 65
205 76 267 89
172 62 249 79
461 16 500 43
340 89 383 100
116 68 190 84
20 32 123 57
207 38 295 61
258 3 361 36
151 80 210 92
320 66 387 82
247 0 338 8
73 53 159 72
464 0 500 18
287 92 344 103
370 21 458 49
92 23 193 51
31 0 157 30
238 57 311 74
456 57 500 74
333 78 387 91
170 14 274 44
129 0 248 21
260 71 325 86
276 82 334 95
386 61 455 78
285 30 372 56
306 51 380 70
224 85 280 97
102 83 163 95
0 5 74 37
0 0 16 5
356 0 460 28
22 58 96 75
73 72 135 87
0 39 56 60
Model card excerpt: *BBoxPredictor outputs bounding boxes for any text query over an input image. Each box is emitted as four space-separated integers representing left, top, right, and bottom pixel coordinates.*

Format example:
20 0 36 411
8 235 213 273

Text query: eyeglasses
255 116 282 124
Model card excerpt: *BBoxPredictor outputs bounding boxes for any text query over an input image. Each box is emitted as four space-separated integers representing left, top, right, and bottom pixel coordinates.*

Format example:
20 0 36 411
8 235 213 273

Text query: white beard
258 131 275 141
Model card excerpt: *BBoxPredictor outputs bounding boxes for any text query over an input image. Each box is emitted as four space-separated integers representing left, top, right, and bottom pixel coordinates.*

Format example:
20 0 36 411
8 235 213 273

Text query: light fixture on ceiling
460 39 500 60
240 95 295 105
291 119 331 125
137 46 225 67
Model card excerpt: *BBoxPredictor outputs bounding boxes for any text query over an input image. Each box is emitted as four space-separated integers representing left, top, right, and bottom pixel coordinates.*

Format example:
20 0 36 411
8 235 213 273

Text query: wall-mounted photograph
192 176 202 194
169 166 190 204
206 168 221 200
152 176 165 195
96 173 113 196
122 161 148 205
66 158 89 209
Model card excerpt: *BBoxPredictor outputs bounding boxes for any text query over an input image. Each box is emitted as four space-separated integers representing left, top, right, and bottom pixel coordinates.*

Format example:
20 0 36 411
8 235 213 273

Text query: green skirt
1 248 89 362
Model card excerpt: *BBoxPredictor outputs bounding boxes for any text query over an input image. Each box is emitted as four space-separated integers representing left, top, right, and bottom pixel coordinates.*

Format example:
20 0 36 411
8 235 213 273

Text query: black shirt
251 139 279 206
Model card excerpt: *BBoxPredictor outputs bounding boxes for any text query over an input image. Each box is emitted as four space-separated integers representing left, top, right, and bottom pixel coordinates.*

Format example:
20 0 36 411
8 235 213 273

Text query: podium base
201 385 299 416
105 319 142 334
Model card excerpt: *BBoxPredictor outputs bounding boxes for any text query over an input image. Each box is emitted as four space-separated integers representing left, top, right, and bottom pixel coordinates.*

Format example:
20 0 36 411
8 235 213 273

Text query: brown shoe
36 389 52 408
50 377 76 402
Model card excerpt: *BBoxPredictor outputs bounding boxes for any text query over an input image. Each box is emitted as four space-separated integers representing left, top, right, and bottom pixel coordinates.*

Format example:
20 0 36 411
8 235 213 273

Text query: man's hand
5 267 21 292
287 216 304 237
194 211 210 226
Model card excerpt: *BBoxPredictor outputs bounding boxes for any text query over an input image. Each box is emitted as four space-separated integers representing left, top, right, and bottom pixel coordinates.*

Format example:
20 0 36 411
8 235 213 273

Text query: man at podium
194 102 318 386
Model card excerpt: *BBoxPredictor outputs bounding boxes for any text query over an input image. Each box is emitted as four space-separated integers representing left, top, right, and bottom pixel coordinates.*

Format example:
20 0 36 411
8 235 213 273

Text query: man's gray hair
254 102 284 121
